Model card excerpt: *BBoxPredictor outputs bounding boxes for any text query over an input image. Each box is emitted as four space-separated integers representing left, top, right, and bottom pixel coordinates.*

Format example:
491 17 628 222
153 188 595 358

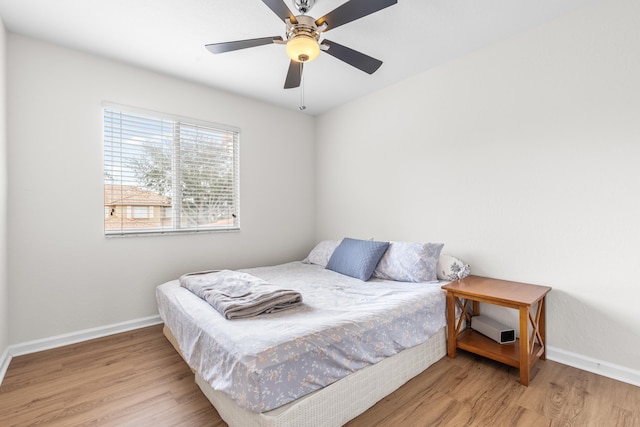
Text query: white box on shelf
471 315 516 344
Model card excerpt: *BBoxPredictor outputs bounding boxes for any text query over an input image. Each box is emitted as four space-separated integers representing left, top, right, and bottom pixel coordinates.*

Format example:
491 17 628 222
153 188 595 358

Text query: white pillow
303 240 340 267
437 254 471 281
373 241 444 282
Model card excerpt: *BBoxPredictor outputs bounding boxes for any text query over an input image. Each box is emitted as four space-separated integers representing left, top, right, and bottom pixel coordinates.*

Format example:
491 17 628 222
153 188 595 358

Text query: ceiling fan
205 0 397 90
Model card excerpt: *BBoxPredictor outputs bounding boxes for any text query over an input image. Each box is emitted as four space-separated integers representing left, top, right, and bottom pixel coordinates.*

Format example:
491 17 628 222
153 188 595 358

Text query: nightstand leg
519 307 530 386
539 297 547 360
446 292 457 358
472 300 480 316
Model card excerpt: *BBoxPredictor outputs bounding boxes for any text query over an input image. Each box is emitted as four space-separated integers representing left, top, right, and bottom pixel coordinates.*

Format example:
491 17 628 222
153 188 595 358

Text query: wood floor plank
1 325 639 426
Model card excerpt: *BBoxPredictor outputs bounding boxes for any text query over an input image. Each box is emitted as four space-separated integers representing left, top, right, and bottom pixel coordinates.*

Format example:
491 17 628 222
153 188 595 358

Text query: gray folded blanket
179 269 303 320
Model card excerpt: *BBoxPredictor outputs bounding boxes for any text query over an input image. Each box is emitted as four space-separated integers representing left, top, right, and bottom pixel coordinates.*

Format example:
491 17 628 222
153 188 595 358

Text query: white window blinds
103 104 240 235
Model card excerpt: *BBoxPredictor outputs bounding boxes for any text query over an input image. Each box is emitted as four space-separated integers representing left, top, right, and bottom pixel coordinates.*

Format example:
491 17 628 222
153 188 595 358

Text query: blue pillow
326 238 390 281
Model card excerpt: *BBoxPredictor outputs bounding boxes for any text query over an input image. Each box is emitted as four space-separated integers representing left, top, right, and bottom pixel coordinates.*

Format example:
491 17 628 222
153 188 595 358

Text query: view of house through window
103 104 240 235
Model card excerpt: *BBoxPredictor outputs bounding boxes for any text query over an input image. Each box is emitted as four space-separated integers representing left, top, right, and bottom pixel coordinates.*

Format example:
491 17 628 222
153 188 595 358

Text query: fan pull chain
299 62 306 111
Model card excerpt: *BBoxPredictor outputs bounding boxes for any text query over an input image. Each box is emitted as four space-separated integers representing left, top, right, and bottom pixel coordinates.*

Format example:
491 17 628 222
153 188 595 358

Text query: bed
156 240 468 426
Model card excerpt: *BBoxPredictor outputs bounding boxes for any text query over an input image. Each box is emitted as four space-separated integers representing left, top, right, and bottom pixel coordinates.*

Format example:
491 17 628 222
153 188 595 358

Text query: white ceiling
0 0 596 115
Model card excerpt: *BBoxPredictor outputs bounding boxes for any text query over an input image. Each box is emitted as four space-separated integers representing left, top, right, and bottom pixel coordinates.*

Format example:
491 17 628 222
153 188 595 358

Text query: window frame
103 102 240 237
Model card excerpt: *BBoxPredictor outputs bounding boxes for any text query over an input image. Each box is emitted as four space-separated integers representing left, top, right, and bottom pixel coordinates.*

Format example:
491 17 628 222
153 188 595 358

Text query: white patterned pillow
373 242 444 283
437 254 471 281
303 240 340 267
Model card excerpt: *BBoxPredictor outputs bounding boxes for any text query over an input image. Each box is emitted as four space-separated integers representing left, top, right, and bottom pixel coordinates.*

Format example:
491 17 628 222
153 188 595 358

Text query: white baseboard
0 346 11 386
547 346 640 388
7 315 163 358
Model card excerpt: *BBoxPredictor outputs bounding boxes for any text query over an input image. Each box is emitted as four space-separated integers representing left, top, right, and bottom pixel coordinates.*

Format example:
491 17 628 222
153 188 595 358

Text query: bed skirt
163 325 446 427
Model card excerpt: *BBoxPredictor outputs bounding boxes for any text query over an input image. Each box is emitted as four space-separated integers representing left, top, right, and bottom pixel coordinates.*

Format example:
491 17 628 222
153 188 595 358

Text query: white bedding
156 261 447 413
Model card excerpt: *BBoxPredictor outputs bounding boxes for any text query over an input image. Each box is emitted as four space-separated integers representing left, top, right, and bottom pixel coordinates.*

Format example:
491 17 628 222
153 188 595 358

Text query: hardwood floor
1 325 638 426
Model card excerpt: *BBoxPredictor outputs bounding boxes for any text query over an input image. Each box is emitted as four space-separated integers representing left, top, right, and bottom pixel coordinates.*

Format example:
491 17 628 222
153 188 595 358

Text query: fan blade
205 36 283 54
262 0 297 24
284 61 302 89
321 39 383 74
315 0 397 31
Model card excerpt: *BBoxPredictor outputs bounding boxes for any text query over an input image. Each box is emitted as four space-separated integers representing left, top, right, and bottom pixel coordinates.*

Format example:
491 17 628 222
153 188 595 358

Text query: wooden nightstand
441 275 552 385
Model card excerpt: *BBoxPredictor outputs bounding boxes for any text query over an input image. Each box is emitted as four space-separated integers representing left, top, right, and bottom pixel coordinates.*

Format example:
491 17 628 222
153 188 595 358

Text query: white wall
7 35 316 344
0 17 9 370
316 0 640 375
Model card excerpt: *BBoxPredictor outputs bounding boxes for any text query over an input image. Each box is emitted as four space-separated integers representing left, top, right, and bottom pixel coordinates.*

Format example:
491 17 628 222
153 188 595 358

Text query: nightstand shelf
456 329 544 369
442 275 551 386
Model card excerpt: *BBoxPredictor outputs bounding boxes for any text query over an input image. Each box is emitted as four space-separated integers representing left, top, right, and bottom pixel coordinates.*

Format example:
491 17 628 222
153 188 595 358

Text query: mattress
156 261 447 413
164 324 447 427
195 328 446 427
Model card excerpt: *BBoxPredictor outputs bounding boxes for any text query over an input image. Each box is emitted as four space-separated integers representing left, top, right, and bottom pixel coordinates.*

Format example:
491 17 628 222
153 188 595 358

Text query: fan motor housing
286 15 321 42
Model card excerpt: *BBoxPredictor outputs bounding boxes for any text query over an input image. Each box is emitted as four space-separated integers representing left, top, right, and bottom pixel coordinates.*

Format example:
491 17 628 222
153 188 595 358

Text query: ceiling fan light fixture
286 34 320 62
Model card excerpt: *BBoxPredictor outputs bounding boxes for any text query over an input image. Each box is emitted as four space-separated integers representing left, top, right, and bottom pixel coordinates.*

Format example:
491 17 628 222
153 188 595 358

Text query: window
133 206 149 219
103 104 240 235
